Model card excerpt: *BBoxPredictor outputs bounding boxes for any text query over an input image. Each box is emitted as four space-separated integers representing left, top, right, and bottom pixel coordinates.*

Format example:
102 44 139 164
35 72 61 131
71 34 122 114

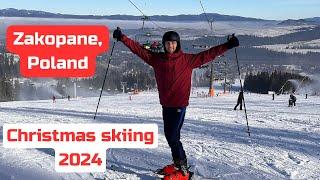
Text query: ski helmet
162 31 181 52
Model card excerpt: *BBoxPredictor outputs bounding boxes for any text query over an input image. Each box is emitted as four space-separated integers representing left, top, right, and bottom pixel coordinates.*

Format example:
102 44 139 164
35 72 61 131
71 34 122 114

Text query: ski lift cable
199 0 213 31
127 0 163 29
127 0 146 17
198 0 230 98
200 0 250 136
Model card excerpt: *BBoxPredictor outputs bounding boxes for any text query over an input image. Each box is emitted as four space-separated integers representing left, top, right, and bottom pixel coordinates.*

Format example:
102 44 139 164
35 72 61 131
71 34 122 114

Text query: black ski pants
162 106 187 162
234 101 243 110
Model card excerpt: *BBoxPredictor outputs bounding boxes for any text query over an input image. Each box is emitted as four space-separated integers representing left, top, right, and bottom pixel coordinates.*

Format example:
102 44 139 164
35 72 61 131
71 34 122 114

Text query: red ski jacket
121 35 228 107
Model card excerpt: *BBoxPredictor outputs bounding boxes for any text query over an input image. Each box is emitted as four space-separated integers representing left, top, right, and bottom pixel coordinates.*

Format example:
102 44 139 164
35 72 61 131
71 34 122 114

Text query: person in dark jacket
113 27 239 176
289 94 297 107
234 91 244 110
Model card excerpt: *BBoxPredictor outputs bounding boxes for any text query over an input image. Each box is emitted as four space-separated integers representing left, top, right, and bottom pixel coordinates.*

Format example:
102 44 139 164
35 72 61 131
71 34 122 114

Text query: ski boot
155 163 178 175
157 159 193 179
163 169 194 180
174 159 189 176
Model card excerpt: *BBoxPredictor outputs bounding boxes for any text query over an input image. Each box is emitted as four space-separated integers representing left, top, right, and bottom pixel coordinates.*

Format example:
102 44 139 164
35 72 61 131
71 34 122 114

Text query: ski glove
226 34 239 49
113 27 122 41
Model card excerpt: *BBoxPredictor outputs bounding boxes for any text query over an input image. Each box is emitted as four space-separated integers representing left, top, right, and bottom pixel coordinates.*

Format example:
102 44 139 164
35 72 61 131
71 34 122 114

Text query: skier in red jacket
113 27 239 178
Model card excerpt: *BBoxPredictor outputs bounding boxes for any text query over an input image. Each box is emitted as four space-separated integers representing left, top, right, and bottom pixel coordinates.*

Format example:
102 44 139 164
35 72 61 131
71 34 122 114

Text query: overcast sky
1 0 319 20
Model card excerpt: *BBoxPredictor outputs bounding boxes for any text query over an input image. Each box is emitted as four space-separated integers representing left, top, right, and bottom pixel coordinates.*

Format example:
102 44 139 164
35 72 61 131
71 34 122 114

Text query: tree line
244 71 310 94
0 46 157 101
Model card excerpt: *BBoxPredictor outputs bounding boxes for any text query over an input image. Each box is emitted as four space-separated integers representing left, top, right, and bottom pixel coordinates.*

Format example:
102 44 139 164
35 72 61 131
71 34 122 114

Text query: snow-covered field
1 90 320 180
254 39 320 54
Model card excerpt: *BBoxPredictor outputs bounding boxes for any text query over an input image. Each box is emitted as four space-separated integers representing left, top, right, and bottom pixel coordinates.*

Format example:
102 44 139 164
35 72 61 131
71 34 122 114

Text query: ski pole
232 36 251 136
94 41 116 120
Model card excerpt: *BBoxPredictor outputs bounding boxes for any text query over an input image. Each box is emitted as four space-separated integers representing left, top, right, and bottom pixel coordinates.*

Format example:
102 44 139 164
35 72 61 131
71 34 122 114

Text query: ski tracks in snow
1 92 320 179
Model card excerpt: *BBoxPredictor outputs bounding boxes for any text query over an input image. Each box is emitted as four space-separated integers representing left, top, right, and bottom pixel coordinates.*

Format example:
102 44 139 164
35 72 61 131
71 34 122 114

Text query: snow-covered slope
254 39 320 54
1 90 320 179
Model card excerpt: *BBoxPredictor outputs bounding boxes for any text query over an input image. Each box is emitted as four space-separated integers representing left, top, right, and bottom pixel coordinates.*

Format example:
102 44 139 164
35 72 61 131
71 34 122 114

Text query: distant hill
305 17 320 23
278 19 319 26
0 8 267 22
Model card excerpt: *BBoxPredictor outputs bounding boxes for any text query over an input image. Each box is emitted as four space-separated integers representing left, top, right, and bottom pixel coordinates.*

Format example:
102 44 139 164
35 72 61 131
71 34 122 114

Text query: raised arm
188 44 228 68
113 27 154 66
188 35 239 69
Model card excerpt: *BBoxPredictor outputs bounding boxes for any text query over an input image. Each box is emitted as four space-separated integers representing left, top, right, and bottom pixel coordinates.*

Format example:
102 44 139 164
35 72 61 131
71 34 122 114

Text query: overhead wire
127 0 163 29
199 0 251 136
199 0 213 31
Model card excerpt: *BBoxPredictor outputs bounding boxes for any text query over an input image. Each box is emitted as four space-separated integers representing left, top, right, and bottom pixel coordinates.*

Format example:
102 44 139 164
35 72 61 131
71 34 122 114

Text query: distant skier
113 27 239 178
289 94 296 107
52 95 56 103
234 91 244 110
305 93 308 99
272 93 275 100
292 94 297 106
67 95 71 101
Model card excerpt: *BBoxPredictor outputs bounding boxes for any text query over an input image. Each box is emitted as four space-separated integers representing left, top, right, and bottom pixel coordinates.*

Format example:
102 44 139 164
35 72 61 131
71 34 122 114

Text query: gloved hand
226 34 239 49
113 27 122 41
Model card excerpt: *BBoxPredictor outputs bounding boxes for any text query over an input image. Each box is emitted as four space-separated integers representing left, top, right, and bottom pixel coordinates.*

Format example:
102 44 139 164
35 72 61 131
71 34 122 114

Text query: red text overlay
3 124 158 172
6 25 109 77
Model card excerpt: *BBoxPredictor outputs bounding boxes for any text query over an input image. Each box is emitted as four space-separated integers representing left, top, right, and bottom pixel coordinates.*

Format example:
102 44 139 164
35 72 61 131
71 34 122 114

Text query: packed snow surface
1 89 320 179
